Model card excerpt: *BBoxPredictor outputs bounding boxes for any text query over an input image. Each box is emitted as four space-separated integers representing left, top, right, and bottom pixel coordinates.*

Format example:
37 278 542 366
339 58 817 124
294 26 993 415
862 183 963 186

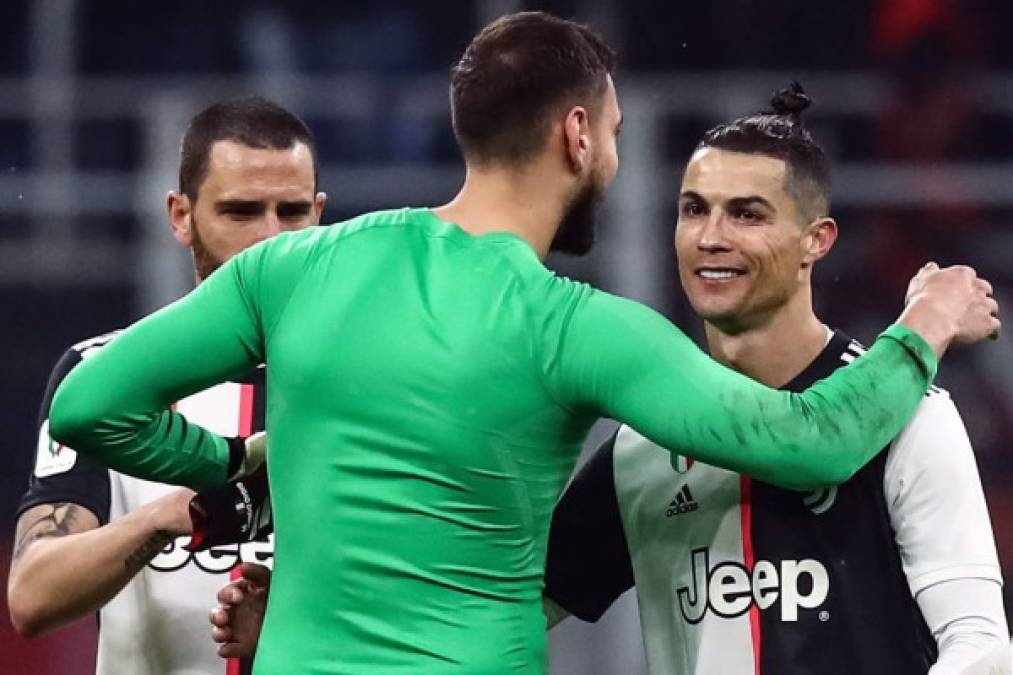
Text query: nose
697 213 732 253
257 213 283 241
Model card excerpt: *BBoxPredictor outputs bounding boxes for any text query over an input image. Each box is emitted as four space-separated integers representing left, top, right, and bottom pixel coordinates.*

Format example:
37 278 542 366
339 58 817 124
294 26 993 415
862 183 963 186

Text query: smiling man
543 85 1009 675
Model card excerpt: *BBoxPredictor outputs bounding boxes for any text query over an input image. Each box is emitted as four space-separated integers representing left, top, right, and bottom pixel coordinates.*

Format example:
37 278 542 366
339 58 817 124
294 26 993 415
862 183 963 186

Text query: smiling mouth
695 268 746 280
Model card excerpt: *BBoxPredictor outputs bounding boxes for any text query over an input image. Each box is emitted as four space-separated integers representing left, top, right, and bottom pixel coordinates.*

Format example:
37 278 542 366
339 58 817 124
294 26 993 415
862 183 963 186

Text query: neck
703 287 828 388
432 160 569 260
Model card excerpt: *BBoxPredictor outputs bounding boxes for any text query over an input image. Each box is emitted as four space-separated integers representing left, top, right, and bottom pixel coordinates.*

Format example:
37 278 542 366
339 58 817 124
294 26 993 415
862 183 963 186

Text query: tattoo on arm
123 531 173 572
13 503 86 562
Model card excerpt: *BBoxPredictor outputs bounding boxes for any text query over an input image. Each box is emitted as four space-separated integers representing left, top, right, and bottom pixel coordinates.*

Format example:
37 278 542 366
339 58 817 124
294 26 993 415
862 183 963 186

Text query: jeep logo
149 535 274 574
676 547 828 623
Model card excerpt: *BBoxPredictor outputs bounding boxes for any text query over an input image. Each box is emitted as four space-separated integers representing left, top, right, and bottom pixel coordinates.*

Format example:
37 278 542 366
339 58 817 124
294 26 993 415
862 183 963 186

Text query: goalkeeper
49 11 1000 675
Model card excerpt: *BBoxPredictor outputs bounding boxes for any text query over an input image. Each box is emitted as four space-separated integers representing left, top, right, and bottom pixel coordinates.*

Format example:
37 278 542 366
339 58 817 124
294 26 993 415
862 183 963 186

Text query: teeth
699 270 739 280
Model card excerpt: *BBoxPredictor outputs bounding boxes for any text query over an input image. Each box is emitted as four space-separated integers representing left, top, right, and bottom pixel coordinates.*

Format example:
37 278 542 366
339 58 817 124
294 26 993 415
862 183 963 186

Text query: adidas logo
666 485 698 517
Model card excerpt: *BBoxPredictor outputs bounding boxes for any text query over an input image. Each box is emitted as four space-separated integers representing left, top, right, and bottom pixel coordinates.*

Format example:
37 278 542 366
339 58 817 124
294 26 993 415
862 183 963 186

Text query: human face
169 140 325 280
551 76 622 256
675 148 816 333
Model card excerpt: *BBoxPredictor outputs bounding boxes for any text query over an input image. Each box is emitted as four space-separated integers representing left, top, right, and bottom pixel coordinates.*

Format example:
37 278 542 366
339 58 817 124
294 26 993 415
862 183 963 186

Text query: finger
217 584 245 605
923 261 939 271
975 278 994 297
218 642 248 659
211 626 232 643
989 318 1001 341
986 297 999 317
209 606 231 627
239 562 272 587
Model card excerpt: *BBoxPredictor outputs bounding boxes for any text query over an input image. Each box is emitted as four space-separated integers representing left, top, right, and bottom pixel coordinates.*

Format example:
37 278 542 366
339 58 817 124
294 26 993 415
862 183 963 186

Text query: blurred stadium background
1 0 1011 672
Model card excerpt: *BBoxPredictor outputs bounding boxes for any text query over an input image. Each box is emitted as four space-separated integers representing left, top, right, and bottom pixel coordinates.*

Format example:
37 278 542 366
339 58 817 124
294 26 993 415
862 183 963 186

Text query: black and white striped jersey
545 329 1002 675
17 332 272 675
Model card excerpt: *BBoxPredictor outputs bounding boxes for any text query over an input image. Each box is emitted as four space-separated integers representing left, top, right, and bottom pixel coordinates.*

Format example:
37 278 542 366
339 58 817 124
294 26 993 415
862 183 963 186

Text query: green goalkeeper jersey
51 207 937 674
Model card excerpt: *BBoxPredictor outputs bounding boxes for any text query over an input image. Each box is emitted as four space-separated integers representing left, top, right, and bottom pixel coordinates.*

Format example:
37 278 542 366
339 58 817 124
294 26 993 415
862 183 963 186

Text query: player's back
256 208 592 673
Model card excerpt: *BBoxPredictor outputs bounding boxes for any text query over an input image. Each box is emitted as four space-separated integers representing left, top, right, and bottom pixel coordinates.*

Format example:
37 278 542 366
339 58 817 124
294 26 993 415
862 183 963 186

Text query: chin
691 301 742 326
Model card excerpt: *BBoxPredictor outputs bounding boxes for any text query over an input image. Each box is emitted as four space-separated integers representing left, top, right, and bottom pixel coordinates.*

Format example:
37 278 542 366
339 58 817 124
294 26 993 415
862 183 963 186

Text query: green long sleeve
550 288 936 490
49 241 274 490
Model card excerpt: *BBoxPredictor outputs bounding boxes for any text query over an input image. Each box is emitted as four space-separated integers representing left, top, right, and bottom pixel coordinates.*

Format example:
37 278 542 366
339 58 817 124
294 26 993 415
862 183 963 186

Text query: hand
899 263 1001 357
232 432 267 480
210 563 271 659
146 488 197 537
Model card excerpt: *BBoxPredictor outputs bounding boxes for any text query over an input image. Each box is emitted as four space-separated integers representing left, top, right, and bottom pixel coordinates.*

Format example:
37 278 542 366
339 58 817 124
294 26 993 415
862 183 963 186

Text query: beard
190 215 225 281
550 175 605 257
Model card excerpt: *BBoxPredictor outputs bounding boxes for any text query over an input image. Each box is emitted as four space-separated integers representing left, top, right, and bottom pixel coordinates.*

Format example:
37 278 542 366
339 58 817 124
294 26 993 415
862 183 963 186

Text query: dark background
2 1 1011 672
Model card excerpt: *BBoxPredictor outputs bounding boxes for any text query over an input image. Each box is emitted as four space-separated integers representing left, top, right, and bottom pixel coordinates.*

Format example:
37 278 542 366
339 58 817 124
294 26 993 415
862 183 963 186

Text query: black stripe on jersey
754 328 936 675
251 368 267 432
834 337 944 399
544 431 634 622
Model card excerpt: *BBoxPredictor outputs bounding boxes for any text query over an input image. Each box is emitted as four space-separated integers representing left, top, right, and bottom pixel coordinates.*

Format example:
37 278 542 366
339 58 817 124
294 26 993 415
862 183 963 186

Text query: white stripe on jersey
71 330 120 354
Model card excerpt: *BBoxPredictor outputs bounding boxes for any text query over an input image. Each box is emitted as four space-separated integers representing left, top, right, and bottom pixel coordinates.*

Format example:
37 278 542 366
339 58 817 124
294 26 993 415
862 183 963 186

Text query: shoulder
889 386 964 457
44 331 122 388
884 386 978 491
68 330 121 358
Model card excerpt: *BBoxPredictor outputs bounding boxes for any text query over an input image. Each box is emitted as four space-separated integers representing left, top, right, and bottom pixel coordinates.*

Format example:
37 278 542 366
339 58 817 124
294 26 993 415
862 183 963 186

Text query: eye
277 203 313 221
681 201 706 217
734 208 763 223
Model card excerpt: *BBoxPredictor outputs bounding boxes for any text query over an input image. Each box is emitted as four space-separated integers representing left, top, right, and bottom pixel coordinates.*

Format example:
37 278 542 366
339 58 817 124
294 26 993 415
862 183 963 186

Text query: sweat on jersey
545 330 1003 675
17 333 270 675
50 207 939 673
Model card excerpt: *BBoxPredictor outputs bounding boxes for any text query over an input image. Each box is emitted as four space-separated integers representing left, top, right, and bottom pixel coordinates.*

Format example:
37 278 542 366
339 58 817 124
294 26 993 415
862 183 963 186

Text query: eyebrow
214 200 264 215
214 199 314 214
678 191 776 211
727 195 776 212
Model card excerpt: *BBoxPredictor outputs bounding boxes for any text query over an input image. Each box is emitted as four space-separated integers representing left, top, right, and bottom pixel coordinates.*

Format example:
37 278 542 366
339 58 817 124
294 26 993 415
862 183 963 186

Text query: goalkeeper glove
187 434 273 552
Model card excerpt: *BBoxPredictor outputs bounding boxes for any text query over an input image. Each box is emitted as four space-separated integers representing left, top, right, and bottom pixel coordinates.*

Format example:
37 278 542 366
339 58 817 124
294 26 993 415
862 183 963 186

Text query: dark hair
450 11 616 164
696 82 830 221
179 96 318 201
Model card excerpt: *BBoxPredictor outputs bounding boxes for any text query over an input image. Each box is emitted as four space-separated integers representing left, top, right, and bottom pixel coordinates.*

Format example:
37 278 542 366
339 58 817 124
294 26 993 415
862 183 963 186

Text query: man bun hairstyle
179 96 318 202
450 11 616 164
698 82 830 221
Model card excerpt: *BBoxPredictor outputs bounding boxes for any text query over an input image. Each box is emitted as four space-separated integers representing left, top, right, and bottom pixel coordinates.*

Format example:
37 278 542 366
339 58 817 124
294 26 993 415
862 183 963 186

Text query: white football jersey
546 330 1003 675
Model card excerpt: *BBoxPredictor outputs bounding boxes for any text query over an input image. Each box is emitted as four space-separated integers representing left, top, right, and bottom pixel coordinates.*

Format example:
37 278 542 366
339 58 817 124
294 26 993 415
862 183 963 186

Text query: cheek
199 218 259 253
674 226 692 260
598 139 618 181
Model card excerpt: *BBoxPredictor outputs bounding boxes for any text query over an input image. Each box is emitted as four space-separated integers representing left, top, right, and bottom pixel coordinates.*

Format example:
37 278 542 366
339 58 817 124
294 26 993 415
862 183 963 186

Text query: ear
562 106 591 174
800 217 838 268
312 192 327 225
167 191 194 247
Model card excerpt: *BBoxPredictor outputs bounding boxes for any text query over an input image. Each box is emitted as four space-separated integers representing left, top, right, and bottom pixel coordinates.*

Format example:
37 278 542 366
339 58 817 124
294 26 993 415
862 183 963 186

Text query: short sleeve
17 345 111 523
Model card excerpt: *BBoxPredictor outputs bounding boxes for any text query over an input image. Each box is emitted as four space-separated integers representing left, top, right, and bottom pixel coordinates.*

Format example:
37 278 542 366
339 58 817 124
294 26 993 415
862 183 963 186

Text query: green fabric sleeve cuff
878 323 939 382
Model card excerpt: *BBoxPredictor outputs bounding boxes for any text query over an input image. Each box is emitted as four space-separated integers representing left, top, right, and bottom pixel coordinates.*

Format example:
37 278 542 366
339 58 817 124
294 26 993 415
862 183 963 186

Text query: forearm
9 502 177 637
919 579 1010 675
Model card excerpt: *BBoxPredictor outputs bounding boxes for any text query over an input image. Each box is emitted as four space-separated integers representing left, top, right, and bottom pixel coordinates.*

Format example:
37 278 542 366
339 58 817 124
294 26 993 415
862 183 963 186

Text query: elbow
48 384 97 451
8 581 50 639
48 392 80 447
